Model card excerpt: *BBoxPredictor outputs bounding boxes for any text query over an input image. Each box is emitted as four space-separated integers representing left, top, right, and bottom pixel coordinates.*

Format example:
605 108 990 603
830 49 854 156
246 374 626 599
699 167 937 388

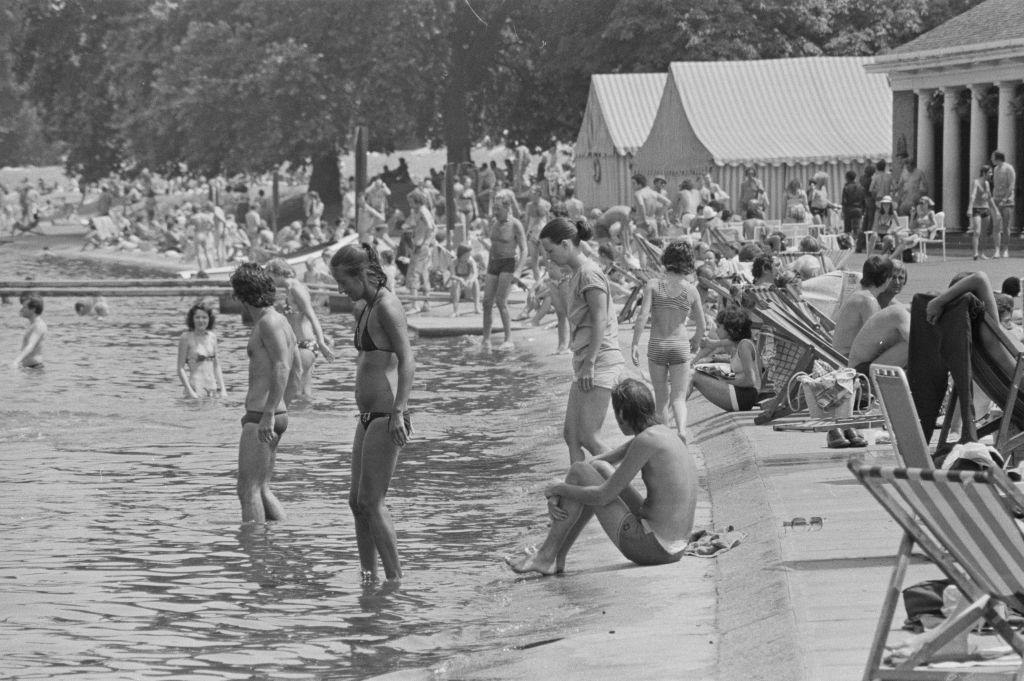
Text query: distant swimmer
331 244 415 584
176 302 227 399
12 294 46 369
74 295 109 316
230 263 299 523
506 379 697 576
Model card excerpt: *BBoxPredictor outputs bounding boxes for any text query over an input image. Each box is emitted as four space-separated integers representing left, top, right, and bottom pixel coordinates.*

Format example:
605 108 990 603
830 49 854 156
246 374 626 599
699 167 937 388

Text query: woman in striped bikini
630 241 705 442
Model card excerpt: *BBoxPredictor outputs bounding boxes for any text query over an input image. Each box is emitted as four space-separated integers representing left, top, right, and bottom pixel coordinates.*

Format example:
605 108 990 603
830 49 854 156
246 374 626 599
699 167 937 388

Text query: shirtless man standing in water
481 193 527 351
230 263 299 523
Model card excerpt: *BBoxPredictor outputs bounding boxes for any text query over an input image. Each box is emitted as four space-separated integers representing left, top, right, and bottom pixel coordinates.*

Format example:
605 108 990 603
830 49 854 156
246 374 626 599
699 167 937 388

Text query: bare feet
480 339 492 352
505 548 558 576
451 311 460 317
498 340 515 351
554 345 569 355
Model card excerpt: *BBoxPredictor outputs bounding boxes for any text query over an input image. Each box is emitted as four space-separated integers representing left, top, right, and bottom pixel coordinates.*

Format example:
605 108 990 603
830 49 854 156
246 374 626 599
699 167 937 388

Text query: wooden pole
272 171 280 231
445 161 457 247
354 125 368 231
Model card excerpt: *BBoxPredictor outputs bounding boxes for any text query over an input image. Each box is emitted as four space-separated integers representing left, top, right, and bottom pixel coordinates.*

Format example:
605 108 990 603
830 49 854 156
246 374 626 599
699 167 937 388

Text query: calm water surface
0 251 573 680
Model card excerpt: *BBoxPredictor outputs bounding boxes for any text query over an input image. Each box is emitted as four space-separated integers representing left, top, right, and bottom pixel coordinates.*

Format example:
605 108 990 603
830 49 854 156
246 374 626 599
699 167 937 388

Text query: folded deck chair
871 365 935 468
849 459 1024 680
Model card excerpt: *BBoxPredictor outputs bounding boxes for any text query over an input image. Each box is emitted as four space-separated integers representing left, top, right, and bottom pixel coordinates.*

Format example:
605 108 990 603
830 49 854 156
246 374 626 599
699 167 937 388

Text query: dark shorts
616 513 683 566
972 207 990 218
810 206 828 218
487 256 516 276
359 411 412 433
240 410 288 437
730 385 760 411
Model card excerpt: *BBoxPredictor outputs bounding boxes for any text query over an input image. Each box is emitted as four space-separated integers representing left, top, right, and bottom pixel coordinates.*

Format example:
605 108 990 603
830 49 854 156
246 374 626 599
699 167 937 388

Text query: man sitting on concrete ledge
506 379 697 576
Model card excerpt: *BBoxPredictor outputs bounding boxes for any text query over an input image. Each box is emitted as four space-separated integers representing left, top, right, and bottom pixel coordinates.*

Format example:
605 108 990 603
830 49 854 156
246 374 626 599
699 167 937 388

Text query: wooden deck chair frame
871 365 935 469
937 311 1024 459
849 459 1024 681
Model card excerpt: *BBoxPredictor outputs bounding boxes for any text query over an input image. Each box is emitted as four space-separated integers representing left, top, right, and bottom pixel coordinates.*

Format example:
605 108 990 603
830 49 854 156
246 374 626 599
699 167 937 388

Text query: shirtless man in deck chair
828 255 895 448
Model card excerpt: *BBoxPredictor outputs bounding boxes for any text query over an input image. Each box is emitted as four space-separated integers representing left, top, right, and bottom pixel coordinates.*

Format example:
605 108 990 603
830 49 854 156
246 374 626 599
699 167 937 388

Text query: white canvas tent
574 73 666 210
632 57 892 220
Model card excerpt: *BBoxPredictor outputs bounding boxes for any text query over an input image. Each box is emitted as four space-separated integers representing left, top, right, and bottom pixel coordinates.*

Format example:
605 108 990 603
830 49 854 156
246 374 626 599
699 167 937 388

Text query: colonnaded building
867 0 1024 231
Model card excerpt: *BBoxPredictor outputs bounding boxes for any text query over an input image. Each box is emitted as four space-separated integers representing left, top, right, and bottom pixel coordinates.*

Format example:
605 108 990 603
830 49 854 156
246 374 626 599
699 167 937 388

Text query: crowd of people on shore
9 140 1022 587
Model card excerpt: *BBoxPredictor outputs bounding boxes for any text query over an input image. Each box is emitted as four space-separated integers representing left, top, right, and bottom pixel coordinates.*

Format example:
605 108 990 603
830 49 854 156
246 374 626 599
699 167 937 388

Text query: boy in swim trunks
506 379 698 575
11 294 46 369
230 263 299 523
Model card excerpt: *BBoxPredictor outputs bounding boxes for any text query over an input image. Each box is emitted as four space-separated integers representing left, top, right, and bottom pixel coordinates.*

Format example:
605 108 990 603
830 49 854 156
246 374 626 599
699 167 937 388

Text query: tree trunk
308 151 342 224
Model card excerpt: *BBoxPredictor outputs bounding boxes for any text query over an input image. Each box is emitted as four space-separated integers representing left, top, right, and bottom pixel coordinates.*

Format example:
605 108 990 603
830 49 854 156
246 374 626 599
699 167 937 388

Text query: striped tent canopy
669 57 891 166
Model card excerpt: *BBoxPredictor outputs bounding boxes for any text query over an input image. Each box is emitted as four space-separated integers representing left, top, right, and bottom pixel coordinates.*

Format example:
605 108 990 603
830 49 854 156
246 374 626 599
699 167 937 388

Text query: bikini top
193 353 215 363
355 289 385 353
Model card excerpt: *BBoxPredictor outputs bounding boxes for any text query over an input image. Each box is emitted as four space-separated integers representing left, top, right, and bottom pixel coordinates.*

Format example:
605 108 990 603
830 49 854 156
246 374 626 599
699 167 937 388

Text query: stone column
969 84 990 181
996 81 1018 158
942 86 962 227
915 89 935 190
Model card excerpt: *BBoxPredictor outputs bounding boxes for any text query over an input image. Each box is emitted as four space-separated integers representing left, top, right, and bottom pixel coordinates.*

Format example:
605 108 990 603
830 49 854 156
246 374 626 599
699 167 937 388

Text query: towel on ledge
682 527 745 557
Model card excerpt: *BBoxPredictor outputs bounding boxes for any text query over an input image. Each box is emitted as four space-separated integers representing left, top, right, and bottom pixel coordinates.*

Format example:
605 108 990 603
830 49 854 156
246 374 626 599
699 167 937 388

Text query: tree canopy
8 0 985 183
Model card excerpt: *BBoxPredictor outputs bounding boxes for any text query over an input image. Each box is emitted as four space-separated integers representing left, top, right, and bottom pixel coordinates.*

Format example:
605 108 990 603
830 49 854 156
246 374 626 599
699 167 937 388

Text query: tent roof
893 0 1024 55
591 73 667 156
668 57 891 165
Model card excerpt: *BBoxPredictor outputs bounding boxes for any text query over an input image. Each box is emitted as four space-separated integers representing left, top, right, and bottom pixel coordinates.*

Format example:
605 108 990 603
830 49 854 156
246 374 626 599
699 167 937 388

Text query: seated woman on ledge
506 379 697 576
690 305 762 412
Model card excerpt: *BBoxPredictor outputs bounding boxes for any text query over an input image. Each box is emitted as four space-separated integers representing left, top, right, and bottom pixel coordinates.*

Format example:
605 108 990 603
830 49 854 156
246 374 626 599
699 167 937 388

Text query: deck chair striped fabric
849 460 1024 680
871 365 935 469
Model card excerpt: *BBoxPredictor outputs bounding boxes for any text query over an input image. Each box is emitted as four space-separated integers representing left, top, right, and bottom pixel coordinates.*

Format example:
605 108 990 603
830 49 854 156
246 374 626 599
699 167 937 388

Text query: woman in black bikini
265 258 335 403
330 244 415 584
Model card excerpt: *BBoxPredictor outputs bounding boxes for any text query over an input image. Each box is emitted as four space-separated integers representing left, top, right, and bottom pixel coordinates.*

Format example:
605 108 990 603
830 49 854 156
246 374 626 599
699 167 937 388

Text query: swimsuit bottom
487 256 516 276
21 361 43 369
359 411 412 433
240 410 288 437
647 337 690 367
616 512 683 566
297 339 320 356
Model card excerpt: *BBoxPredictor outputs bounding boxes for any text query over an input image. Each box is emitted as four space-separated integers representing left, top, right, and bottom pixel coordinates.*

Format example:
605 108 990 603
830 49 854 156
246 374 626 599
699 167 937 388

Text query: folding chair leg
997 354 1024 459
938 390 957 446
863 533 914 681
901 594 989 668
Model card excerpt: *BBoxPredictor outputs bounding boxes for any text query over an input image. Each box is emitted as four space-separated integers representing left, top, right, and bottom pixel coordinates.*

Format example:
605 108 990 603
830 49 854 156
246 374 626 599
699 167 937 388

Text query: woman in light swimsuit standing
264 258 335 403
630 241 705 441
176 302 227 399
540 217 625 463
330 243 414 584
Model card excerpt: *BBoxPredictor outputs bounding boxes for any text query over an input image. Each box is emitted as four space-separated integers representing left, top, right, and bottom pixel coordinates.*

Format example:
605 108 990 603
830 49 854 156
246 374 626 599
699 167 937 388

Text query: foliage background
2 0 985 189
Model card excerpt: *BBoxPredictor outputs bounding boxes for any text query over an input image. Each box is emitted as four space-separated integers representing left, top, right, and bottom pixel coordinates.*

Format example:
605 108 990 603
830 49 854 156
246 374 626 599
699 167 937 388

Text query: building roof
591 73 667 156
893 0 1024 55
669 57 891 165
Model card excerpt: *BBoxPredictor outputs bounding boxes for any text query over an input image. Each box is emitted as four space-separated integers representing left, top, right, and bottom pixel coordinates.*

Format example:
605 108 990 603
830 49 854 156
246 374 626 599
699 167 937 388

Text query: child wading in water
12 295 47 369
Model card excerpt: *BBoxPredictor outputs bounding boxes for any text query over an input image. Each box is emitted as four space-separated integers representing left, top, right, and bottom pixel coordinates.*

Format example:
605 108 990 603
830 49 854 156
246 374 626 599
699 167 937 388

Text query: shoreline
369 326 721 681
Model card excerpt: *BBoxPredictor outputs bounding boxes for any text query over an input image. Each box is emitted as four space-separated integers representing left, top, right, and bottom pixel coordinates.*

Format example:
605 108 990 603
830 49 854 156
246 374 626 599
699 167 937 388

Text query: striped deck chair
849 460 1024 680
871 365 935 469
